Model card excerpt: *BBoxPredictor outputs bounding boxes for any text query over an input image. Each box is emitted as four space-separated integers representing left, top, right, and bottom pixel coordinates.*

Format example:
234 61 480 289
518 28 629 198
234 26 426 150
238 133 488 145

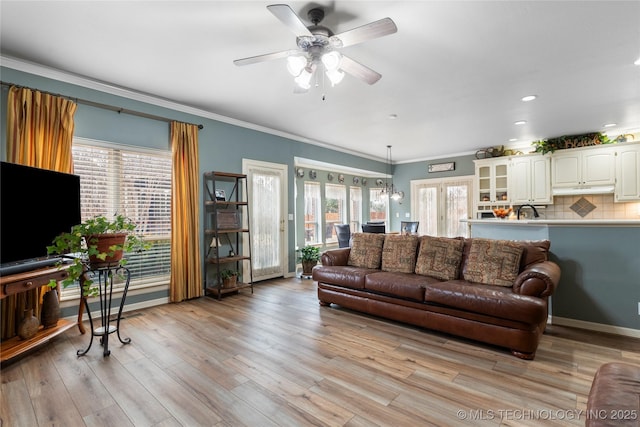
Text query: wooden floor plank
1 277 638 426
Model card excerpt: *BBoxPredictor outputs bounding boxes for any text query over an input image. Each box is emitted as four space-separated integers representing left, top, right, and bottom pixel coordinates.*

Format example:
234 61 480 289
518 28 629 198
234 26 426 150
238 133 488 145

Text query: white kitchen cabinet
551 146 616 189
615 143 640 202
474 158 510 205
509 154 552 204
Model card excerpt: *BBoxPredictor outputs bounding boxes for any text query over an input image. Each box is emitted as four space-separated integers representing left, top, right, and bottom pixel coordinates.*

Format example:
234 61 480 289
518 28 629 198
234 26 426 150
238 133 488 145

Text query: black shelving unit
203 171 253 299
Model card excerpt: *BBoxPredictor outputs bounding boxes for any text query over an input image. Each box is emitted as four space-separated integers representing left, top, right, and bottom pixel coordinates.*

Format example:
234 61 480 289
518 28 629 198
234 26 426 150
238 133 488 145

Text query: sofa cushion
381 234 419 273
348 233 386 269
518 240 550 269
312 265 379 289
463 238 523 286
365 271 437 301
424 280 547 324
415 236 464 280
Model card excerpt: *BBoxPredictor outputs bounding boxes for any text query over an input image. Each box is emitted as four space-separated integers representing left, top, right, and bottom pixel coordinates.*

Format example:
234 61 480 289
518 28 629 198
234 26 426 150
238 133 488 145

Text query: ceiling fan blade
234 49 299 66
331 17 397 48
340 55 382 85
267 4 313 36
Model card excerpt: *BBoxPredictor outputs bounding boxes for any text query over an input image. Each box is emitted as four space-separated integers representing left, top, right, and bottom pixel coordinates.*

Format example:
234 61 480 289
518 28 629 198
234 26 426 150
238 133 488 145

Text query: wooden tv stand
0 265 82 363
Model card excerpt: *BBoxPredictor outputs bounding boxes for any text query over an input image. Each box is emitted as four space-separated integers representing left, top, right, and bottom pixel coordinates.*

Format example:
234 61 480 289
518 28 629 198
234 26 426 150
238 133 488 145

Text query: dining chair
362 223 386 233
400 221 419 234
334 224 351 248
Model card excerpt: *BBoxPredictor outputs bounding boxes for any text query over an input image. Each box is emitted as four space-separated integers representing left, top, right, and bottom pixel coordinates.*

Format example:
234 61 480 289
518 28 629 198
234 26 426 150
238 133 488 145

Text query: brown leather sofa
313 234 561 360
586 362 640 427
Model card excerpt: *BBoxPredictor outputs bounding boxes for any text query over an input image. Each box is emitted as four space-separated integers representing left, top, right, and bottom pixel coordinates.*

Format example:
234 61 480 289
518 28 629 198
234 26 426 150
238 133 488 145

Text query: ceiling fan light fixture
321 51 342 71
294 67 314 89
325 68 345 86
286 55 307 76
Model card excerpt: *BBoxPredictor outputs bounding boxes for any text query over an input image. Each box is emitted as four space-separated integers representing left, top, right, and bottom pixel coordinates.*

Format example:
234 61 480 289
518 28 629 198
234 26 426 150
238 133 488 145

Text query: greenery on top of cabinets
532 132 612 154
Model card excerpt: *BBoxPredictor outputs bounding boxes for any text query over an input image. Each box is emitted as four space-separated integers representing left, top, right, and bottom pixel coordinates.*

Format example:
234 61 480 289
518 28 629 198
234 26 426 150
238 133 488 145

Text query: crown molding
1 55 386 162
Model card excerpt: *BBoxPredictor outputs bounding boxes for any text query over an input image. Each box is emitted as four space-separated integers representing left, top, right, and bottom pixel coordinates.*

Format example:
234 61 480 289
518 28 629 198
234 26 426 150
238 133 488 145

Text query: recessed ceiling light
521 95 537 102
603 123 617 128
388 114 398 120
514 120 527 125
634 57 640 66
509 138 518 142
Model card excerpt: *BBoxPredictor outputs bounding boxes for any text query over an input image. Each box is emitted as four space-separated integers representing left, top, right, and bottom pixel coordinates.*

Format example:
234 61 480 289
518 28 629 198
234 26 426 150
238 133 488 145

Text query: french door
243 159 288 281
411 176 473 237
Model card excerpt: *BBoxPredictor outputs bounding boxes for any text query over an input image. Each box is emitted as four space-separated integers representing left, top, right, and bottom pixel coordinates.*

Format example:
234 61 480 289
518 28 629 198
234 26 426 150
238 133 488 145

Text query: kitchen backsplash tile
541 195 640 219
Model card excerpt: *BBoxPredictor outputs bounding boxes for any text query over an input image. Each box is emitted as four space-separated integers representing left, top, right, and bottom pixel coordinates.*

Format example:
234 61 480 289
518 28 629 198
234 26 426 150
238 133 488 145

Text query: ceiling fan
233 4 397 91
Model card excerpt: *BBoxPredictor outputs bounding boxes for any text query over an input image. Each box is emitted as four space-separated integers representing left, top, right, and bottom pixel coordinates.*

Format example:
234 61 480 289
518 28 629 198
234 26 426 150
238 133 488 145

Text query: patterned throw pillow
381 234 419 273
463 238 524 286
348 232 386 269
415 236 464 280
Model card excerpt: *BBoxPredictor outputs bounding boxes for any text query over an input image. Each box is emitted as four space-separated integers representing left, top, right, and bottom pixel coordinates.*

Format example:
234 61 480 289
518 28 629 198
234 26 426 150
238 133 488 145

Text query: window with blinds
324 183 346 244
304 181 322 245
62 141 172 297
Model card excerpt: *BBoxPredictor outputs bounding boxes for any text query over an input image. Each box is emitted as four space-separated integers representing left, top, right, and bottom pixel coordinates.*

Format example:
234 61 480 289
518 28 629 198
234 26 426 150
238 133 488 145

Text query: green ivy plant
219 269 238 279
532 132 612 154
297 245 321 263
47 214 149 296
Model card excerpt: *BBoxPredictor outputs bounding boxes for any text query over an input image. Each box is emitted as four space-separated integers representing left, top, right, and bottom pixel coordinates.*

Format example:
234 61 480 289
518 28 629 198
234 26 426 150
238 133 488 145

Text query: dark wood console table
0 266 83 363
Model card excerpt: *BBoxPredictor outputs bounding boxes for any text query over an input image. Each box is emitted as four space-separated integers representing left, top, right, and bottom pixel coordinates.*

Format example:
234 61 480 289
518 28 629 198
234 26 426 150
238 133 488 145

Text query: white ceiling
1 1 639 163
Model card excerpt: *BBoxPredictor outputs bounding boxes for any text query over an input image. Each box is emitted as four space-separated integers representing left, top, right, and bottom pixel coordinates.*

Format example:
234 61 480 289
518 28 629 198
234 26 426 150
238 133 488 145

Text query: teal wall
392 155 476 230
2 67 636 332
0 66 389 278
549 226 640 330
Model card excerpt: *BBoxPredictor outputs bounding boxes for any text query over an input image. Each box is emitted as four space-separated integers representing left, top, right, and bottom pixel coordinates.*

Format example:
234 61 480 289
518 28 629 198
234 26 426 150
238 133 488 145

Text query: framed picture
428 162 455 173
215 189 226 201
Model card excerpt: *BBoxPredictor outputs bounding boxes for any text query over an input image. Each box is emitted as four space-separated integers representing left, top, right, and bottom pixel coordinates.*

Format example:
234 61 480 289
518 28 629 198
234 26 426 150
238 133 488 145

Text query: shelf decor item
40 288 60 329
47 214 149 296
17 309 39 340
220 269 238 288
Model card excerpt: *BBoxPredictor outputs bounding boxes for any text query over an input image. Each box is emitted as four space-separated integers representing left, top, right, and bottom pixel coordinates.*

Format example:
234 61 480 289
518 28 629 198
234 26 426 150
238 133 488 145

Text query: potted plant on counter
47 214 148 296
298 245 321 277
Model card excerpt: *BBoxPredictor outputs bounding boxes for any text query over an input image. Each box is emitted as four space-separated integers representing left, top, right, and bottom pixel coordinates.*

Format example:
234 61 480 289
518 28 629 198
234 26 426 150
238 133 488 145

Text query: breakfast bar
465 219 640 336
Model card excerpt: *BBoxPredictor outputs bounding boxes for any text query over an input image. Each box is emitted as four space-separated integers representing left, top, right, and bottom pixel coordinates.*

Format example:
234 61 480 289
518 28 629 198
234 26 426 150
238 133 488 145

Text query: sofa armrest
513 261 561 298
321 248 351 266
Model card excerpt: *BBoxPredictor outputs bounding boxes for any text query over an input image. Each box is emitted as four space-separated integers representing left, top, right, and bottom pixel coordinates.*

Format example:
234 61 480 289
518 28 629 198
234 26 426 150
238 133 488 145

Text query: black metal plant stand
77 266 132 357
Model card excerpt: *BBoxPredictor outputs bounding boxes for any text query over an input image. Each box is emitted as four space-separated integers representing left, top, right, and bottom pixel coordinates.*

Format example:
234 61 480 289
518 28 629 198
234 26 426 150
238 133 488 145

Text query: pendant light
380 145 404 201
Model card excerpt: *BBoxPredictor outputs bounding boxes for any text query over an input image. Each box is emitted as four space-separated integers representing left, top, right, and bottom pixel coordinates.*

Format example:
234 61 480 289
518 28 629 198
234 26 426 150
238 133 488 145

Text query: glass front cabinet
474 158 510 206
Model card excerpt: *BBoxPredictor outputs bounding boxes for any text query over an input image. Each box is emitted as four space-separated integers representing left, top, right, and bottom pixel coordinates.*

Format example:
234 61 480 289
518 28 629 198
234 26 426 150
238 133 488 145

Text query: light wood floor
2 277 639 427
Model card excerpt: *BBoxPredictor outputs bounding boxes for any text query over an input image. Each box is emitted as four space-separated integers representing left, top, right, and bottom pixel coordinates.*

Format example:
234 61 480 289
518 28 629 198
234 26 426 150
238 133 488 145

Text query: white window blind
369 188 388 226
411 177 473 237
63 141 172 296
349 186 362 232
304 181 322 245
324 183 346 244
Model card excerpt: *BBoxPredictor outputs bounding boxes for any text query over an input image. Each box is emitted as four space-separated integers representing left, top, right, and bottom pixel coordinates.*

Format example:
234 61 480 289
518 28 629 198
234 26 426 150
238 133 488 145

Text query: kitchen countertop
464 219 640 226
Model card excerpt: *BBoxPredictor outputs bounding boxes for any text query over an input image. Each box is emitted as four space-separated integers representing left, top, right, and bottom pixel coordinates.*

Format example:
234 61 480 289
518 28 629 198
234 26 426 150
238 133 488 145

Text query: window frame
60 138 172 300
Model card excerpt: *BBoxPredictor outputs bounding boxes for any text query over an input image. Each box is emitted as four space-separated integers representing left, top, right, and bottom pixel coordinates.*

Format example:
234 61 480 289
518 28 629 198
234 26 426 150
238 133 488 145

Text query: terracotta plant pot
86 233 127 268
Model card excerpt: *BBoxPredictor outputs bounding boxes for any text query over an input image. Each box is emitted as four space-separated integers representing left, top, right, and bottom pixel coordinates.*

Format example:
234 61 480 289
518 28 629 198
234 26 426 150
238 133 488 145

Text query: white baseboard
63 297 170 322
551 316 640 339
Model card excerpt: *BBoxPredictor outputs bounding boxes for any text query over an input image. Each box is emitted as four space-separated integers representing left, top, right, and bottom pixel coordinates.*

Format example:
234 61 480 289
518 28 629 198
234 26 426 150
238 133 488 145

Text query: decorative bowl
493 207 512 219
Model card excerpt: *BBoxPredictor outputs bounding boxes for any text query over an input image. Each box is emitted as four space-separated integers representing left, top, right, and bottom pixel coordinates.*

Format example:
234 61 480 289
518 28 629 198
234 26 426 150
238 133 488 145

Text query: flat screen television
0 161 81 275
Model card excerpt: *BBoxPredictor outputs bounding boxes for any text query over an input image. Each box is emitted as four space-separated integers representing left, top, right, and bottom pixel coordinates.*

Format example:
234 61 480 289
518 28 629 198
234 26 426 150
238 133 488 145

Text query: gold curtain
169 122 203 302
6 86 77 173
2 86 77 340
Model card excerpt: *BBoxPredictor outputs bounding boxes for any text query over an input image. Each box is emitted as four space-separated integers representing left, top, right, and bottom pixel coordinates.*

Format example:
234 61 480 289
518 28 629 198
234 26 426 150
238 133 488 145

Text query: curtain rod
0 80 204 130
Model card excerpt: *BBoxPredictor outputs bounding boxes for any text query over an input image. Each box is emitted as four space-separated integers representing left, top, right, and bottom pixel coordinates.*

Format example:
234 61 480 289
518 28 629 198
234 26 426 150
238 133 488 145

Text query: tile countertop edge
463 219 640 226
